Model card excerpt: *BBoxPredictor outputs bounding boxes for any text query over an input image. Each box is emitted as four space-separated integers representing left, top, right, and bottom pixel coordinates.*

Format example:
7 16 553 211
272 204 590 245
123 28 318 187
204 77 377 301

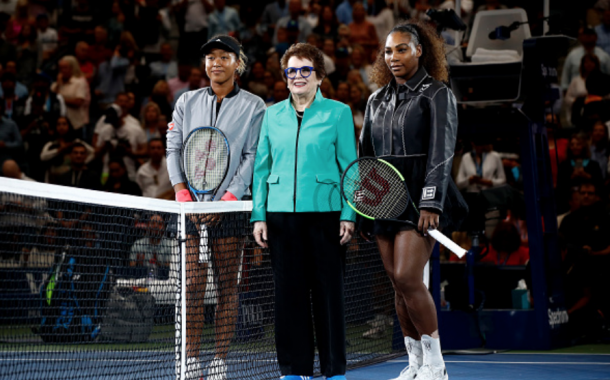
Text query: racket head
182 126 230 194
340 157 410 220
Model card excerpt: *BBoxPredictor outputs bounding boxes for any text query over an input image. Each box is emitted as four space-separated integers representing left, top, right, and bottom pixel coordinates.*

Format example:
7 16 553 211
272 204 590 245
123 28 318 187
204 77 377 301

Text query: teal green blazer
251 90 357 223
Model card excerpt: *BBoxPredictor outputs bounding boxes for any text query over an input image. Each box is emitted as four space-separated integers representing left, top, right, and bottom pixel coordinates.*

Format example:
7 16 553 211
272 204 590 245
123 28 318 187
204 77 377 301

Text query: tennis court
2 349 609 380
347 351 610 380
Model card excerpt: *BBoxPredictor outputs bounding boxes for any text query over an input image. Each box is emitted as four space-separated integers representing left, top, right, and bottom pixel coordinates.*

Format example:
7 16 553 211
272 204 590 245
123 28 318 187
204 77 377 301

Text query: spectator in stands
246 61 269 99
557 188 581 227
565 53 600 124
167 62 194 99
260 0 289 35
150 43 178 80
89 25 113 67
147 80 173 120
480 221 529 266
351 44 375 91
129 214 172 271
456 137 507 192
267 80 289 106
307 33 336 76
107 0 125 46
571 70 610 129
313 5 339 41
95 106 147 182
557 133 603 212
207 0 241 39
561 27 610 92
368 0 394 43
272 0 313 45
103 158 142 196
596 9 610 55
35 13 57 65
559 183 609 341
59 0 97 45
173 67 206 105
334 82 350 104
57 143 102 191
336 0 359 25
560 180 610 257
141 102 163 142
93 92 141 147
52 55 91 131
0 61 28 99
136 138 172 199
547 120 569 187
319 77 335 99
262 70 276 104
0 12 17 64
20 74 65 181
590 120 610 181
40 116 94 184
474 0 507 13
95 47 130 110
15 24 37 86
328 47 352 87
5 0 32 43
348 2 379 56
24 73 66 121
0 99 22 173
1 159 31 181
172 0 213 64
157 113 168 143
75 41 95 84
1 72 25 121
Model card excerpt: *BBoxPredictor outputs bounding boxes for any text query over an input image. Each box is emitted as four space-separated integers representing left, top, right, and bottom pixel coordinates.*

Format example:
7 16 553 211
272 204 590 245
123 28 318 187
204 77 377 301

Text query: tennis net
0 178 400 380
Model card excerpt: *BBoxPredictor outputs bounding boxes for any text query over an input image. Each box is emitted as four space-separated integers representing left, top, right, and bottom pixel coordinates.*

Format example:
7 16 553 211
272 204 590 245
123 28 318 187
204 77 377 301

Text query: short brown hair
280 43 326 81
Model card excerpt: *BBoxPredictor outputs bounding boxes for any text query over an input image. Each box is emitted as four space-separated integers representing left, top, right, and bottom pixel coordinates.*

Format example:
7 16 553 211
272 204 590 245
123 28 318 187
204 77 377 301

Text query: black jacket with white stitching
360 66 459 217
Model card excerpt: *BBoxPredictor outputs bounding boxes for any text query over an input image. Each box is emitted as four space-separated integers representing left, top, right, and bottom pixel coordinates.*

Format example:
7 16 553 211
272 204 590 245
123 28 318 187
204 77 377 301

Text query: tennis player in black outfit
360 20 467 380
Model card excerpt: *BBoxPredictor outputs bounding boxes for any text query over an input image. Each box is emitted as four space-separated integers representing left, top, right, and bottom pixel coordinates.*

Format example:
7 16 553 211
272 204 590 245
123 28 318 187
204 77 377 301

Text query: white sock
186 357 201 380
421 334 444 368
404 336 423 369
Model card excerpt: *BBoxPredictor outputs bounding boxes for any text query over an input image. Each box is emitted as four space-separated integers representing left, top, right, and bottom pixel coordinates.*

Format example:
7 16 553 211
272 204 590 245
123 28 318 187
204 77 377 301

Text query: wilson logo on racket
359 167 391 206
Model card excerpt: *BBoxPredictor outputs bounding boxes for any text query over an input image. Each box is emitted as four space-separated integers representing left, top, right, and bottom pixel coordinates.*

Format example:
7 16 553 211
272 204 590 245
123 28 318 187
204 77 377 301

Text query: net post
179 204 187 380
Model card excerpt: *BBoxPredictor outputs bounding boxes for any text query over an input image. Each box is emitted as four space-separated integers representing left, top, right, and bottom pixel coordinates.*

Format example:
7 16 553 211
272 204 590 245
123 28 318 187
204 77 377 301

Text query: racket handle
427 229 467 259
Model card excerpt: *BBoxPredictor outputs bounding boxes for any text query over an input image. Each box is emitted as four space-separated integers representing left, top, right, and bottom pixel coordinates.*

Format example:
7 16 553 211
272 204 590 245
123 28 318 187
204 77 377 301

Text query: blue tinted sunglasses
284 66 315 79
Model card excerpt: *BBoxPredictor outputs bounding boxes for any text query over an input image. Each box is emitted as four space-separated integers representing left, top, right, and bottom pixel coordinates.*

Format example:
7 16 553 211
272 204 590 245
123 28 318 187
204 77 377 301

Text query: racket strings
184 129 229 191
343 159 409 219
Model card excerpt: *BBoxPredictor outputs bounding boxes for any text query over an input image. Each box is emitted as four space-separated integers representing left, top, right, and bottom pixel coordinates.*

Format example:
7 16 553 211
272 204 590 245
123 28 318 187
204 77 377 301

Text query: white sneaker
206 357 228 380
185 357 202 380
389 365 419 380
415 364 448 380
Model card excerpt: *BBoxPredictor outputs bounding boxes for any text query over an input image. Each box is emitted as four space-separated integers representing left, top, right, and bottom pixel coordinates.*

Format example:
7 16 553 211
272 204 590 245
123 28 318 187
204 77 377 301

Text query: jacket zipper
293 110 303 212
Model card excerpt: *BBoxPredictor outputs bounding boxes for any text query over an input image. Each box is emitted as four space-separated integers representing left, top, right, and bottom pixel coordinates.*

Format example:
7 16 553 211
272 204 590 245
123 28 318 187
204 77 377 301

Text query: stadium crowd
0 0 609 343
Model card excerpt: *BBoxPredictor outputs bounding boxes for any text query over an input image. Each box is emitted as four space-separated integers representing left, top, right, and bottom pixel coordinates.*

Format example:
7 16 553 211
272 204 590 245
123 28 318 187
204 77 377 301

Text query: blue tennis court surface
2 351 609 379
342 353 610 380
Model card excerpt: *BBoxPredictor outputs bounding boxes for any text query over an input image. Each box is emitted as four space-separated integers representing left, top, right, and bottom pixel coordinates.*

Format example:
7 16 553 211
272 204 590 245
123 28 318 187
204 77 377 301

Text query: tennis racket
341 157 467 258
181 126 230 201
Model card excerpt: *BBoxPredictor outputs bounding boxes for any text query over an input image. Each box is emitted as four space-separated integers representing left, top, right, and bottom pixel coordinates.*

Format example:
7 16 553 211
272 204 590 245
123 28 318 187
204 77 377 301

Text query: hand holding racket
181 126 230 201
341 157 467 258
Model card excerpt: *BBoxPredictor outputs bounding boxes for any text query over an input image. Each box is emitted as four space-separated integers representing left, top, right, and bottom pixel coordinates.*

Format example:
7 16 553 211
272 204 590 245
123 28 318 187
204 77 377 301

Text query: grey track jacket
166 84 266 201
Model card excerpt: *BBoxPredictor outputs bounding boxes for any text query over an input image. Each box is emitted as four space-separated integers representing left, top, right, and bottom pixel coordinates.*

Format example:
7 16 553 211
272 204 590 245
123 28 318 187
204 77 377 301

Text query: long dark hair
370 19 448 87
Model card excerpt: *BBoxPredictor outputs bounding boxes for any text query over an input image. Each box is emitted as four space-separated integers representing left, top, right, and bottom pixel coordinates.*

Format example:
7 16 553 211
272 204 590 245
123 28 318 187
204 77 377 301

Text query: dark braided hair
370 19 448 87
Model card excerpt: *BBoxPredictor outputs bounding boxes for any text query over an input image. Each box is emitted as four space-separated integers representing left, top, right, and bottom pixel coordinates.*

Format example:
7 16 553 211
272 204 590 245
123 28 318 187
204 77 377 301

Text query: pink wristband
176 189 193 202
220 191 238 201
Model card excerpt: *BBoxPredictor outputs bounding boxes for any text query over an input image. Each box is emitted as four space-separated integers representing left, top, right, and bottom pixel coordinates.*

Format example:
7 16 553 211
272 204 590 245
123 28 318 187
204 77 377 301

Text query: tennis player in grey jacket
166 35 266 380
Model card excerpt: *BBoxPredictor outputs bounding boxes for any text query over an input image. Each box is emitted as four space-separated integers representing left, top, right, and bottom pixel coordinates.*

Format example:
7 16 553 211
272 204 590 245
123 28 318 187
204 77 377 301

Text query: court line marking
388 360 610 365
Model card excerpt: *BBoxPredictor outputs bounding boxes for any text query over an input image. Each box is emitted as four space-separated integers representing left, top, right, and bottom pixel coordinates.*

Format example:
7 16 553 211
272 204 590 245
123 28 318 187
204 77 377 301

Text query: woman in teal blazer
251 43 357 380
